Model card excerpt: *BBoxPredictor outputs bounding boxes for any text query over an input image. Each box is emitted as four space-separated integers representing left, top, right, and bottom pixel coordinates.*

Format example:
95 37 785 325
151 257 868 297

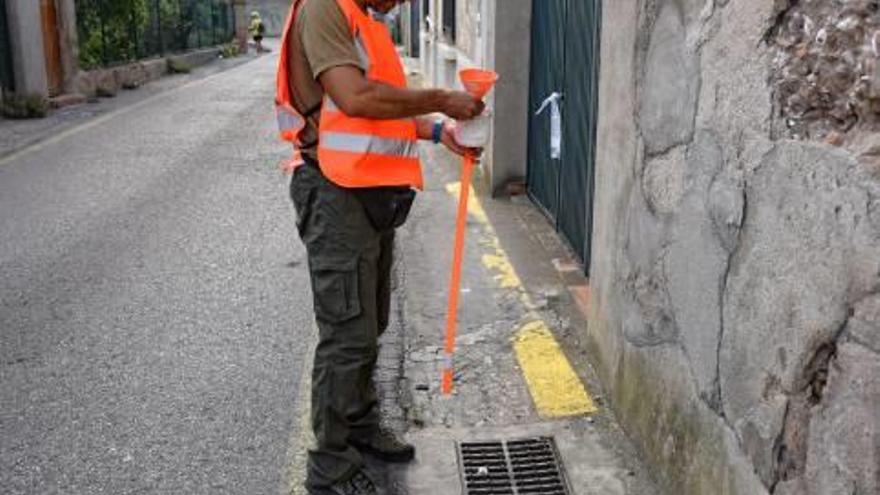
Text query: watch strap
431 120 444 144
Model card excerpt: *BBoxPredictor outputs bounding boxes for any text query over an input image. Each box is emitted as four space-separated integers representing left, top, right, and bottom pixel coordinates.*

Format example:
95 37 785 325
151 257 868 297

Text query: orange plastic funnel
459 68 498 99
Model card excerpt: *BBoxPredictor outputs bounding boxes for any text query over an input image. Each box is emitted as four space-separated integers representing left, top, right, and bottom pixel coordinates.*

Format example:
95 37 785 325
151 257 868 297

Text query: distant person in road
274 0 484 493
249 11 266 53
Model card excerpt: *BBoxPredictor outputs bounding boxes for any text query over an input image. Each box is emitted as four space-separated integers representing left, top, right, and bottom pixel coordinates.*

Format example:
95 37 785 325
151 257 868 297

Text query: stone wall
588 1 880 494
71 48 222 98
770 0 880 145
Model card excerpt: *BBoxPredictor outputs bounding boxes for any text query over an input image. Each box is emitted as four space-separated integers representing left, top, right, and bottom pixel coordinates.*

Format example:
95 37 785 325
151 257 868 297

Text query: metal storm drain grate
457 436 572 494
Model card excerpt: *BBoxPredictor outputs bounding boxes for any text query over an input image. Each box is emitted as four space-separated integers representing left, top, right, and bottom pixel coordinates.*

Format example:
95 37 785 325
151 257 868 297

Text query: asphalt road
0 53 311 494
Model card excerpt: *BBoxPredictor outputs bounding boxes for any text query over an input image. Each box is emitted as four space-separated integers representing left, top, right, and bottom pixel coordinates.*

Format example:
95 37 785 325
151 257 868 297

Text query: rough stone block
665 131 729 401
642 146 687 215
770 0 880 140
640 2 700 155
620 186 677 348
142 58 169 81
622 266 679 348
48 93 86 109
734 393 788 486
71 71 97 97
720 142 875 480
167 48 222 71
624 189 666 273
708 173 745 254
695 2 774 151
118 63 149 89
847 295 880 353
801 342 880 495
94 70 119 97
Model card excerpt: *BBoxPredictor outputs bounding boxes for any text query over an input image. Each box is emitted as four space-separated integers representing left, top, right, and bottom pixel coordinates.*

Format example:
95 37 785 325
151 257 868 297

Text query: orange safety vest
275 0 423 190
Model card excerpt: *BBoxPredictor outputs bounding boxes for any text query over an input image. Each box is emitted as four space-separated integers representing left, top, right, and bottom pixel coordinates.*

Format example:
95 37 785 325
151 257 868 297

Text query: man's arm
318 65 484 121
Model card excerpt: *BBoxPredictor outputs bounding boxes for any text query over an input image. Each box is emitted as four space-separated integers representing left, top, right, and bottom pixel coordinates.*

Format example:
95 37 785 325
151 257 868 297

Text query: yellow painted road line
513 321 597 417
445 182 522 290
444 181 598 418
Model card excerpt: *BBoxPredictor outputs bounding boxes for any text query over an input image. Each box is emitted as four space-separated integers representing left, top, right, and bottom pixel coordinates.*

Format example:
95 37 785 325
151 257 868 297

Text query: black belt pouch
351 187 417 232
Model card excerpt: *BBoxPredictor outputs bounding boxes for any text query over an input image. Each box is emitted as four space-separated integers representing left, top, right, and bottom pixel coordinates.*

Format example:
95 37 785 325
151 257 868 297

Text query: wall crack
768 306 852 493
712 183 748 421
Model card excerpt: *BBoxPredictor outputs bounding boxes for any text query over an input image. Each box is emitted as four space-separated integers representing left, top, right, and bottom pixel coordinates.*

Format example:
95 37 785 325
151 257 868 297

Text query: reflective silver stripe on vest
276 106 304 131
321 131 419 159
323 96 340 113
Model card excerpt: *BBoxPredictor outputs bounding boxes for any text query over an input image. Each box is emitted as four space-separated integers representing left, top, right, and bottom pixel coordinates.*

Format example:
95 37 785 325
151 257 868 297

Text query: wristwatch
431 119 445 144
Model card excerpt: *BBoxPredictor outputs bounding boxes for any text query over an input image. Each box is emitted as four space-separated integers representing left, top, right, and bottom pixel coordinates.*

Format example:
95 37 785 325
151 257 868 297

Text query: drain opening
457 436 571 495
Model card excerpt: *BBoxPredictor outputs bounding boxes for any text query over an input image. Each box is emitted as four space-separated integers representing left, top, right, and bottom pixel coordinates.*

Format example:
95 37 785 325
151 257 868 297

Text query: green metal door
526 0 565 225
0 0 14 92
527 0 601 274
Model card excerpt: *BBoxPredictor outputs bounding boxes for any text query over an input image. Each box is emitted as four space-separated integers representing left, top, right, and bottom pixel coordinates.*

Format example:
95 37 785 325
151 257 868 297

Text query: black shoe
351 427 416 463
308 469 377 495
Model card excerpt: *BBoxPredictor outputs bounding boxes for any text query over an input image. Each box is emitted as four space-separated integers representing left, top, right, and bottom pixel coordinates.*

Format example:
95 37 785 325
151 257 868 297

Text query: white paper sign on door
536 92 563 160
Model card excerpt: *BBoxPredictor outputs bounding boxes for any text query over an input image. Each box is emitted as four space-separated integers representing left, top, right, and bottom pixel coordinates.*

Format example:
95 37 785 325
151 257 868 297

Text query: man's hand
440 121 483 158
415 117 483 156
441 91 485 121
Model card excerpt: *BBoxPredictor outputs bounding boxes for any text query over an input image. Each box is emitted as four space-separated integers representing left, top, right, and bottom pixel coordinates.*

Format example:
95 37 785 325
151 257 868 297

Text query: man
275 0 484 493
249 11 266 53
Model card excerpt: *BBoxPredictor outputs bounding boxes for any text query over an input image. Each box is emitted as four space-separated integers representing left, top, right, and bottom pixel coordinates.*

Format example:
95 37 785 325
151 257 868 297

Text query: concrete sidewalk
368 140 660 494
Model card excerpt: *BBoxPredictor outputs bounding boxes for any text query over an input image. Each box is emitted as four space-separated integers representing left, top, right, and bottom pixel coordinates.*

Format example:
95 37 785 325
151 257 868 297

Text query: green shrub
220 41 240 59
1 93 49 119
76 0 149 69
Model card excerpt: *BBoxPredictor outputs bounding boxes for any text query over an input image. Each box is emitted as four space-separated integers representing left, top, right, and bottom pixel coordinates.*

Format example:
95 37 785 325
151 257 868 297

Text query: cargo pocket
290 166 316 239
310 257 361 323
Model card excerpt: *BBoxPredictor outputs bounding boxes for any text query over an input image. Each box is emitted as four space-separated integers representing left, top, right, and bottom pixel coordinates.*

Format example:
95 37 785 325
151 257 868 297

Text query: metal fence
0 0 14 91
75 0 236 70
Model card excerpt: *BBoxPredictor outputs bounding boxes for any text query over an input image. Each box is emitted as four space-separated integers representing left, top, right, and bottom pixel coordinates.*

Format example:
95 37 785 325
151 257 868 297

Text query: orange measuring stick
441 154 476 395
440 68 498 396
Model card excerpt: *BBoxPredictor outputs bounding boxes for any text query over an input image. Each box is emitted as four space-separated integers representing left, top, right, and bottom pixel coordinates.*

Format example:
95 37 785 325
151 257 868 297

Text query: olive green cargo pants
290 161 394 489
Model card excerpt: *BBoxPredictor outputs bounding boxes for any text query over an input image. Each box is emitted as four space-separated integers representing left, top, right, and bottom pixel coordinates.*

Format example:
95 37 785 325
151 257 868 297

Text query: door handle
536 92 563 160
